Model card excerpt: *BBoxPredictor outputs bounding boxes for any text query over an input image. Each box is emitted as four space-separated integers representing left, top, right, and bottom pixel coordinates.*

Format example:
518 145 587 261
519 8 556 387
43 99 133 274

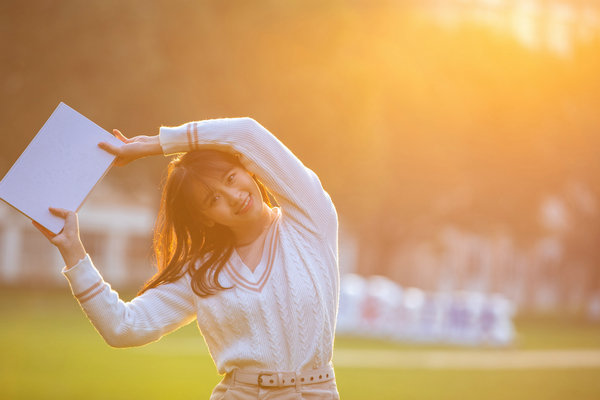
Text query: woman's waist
227 363 335 388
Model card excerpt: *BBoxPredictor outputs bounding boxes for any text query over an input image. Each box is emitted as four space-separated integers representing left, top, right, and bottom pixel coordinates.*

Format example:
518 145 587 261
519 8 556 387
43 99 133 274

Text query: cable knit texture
62 118 339 375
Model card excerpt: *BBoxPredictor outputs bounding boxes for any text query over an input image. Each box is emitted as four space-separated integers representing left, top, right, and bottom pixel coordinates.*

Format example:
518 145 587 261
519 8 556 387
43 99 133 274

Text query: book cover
0 102 123 234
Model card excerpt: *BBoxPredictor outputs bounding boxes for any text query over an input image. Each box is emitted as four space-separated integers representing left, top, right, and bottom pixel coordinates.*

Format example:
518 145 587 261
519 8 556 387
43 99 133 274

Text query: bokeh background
1 0 599 399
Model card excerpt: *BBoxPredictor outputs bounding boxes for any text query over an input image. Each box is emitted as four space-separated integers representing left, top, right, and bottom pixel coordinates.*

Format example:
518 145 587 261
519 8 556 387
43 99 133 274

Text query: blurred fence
1 193 600 324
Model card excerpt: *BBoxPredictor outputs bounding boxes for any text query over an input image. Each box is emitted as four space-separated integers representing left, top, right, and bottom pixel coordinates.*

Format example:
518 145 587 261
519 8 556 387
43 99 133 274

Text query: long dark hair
138 149 272 297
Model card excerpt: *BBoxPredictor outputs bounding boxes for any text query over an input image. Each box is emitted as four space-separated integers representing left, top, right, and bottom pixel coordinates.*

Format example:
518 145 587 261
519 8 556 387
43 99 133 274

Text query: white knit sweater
62 118 339 375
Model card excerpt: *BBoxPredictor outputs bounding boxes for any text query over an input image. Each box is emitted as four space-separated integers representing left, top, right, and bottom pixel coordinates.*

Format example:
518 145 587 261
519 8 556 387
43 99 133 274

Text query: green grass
1 288 600 399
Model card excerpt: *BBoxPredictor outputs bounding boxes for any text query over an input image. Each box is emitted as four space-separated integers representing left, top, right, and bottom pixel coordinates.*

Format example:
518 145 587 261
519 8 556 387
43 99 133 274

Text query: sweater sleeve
62 255 196 348
159 117 337 239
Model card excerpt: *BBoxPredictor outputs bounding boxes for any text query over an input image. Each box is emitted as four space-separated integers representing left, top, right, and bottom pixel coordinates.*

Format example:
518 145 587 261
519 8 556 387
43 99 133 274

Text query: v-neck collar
225 208 280 293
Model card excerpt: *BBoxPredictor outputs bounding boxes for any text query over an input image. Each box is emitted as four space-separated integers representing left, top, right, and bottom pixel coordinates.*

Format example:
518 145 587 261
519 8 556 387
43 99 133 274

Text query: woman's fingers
37 208 85 266
99 133 161 167
113 129 130 143
98 129 131 158
98 142 130 166
32 221 56 240
48 207 70 218
48 208 78 235
52 208 79 231
98 141 122 156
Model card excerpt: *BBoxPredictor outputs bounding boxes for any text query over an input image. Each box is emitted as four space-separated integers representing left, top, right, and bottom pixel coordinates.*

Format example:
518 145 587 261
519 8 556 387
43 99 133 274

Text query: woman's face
194 165 264 229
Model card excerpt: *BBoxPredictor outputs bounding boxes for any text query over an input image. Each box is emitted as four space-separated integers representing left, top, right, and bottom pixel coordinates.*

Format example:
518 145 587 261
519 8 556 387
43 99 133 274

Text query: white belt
230 364 335 388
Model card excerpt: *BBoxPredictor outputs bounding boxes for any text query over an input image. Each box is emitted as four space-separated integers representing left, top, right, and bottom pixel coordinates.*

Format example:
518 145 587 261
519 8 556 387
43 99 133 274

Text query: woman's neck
233 204 274 247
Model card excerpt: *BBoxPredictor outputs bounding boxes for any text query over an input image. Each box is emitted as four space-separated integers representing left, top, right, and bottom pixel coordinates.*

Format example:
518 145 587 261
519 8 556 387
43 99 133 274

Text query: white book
0 102 123 234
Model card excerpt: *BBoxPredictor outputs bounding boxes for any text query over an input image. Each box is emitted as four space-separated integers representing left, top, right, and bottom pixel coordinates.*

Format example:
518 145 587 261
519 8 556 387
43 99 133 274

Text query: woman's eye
211 195 220 204
228 174 235 183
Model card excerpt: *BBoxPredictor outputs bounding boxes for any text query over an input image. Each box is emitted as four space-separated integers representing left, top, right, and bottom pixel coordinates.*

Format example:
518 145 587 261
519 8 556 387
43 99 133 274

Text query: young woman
35 117 340 399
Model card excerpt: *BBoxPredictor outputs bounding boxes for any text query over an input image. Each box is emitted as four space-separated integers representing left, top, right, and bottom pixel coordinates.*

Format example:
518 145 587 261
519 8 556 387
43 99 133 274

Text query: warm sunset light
1 1 599 399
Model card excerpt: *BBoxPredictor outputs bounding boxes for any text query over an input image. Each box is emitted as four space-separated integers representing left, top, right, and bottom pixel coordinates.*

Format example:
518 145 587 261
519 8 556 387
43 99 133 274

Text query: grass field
1 288 600 399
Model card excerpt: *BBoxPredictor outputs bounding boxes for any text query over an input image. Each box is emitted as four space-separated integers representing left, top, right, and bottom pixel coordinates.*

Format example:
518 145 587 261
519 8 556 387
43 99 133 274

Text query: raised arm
100 119 337 240
159 117 337 239
34 209 196 348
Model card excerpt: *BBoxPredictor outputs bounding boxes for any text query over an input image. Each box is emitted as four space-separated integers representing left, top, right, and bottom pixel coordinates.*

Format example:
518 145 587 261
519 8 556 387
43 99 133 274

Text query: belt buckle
257 372 278 387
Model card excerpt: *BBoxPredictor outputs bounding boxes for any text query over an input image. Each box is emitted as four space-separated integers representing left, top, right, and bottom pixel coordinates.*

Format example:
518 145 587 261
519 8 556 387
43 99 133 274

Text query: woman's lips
237 195 252 215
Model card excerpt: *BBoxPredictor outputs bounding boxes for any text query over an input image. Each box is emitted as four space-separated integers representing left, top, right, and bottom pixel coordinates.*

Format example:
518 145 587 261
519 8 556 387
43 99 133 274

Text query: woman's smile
237 194 253 215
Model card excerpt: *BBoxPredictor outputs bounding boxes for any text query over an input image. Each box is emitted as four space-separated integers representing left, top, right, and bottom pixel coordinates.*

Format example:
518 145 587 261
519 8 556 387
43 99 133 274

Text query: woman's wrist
61 242 86 270
142 135 163 156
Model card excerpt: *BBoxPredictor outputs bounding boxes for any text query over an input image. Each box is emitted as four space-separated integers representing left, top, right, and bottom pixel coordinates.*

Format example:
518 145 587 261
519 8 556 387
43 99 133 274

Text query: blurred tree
0 0 598 299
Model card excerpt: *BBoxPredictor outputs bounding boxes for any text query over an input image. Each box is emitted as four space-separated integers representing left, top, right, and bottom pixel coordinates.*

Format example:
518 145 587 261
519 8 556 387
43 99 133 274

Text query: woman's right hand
99 129 163 166
33 208 86 269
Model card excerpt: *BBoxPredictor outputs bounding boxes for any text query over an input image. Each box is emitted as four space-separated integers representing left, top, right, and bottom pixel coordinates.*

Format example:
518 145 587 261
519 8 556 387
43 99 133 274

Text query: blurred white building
0 183 156 289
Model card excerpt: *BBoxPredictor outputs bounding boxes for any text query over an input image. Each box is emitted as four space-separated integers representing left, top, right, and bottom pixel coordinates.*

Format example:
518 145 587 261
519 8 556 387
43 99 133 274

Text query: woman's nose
223 187 242 205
